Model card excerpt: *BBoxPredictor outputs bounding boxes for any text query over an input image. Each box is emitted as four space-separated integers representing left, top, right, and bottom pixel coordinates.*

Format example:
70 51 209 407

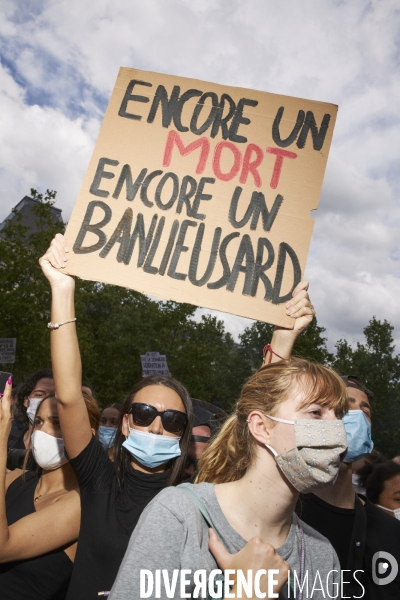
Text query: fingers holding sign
39 233 74 291
0 376 12 444
285 280 315 335
208 529 289 599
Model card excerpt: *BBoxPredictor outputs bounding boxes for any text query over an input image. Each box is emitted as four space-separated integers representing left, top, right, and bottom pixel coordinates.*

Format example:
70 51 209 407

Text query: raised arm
0 378 80 562
39 233 92 458
264 280 315 365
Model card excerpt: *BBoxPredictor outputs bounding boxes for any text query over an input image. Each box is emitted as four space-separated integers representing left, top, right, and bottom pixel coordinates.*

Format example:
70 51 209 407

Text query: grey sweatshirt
109 482 341 599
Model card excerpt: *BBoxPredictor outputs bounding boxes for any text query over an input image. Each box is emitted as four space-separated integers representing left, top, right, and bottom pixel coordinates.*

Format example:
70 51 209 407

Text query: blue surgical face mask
98 426 117 449
122 428 181 468
342 409 373 463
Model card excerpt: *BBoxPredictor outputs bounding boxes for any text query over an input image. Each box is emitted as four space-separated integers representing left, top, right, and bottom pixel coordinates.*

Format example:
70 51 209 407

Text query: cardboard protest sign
140 352 169 377
0 338 16 363
65 67 337 327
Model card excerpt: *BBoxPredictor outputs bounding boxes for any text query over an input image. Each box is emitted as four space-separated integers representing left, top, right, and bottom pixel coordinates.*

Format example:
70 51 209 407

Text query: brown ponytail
196 357 347 484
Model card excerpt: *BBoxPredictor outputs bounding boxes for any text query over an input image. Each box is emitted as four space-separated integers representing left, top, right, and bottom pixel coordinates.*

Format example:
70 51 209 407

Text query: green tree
333 317 400 456
238 317 333 371
0 192 248 410
0 189 64 378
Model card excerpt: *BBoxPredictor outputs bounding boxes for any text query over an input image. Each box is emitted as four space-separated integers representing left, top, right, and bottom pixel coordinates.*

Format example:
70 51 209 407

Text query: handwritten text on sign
0 338 16 363
65 68 337 327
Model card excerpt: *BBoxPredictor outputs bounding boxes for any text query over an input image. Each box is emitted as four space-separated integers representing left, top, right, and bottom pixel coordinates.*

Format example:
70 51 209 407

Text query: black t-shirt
66 435 170 600
300 493 400 599
0 471 72 600
300 493 356 569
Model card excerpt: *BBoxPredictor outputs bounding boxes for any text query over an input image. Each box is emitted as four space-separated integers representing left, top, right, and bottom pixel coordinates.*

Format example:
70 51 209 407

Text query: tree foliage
2 193 400 455
332 318 400 456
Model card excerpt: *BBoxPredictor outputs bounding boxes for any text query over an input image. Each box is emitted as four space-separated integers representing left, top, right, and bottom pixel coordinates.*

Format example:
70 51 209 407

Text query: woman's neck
312 462 356 509
37 462 78 496
214 457 297 548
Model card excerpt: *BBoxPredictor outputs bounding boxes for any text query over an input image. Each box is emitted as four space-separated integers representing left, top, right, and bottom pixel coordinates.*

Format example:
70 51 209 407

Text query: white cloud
0 0 399 353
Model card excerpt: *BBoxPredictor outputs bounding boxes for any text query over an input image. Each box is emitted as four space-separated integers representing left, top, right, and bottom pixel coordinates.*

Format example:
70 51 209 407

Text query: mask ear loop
247 415 281 457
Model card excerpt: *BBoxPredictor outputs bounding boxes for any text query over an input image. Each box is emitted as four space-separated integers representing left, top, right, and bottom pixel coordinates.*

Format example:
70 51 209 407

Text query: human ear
23 397 29 408
247 411 273 445
122 414 130 437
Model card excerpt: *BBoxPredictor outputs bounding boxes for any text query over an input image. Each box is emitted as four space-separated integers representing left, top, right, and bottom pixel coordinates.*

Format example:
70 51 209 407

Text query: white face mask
31 430 68 470
376 504 400 520
27 398 42 424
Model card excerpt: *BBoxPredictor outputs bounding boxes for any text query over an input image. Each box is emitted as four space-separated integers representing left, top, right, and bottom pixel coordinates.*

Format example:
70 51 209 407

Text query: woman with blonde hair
110 357 348 600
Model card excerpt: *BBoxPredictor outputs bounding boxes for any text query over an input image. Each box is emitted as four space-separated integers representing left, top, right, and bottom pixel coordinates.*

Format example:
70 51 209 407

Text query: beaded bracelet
47 318 77 330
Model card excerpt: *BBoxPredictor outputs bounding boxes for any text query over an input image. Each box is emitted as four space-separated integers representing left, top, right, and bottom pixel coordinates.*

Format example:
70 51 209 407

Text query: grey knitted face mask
265 416 348 493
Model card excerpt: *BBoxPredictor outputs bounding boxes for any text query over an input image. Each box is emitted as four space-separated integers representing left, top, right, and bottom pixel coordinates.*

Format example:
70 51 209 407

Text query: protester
360 460 400 519
299 374 400 598
110 357 347 599
352 449 386 495
8 368 54 451
39 233 193 600
7 368 55 471
99 403 122 457
183 402 220 481
0 378 100 600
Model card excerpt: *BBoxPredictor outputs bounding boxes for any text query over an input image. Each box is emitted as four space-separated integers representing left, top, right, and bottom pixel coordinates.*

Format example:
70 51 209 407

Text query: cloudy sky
1 0 399 351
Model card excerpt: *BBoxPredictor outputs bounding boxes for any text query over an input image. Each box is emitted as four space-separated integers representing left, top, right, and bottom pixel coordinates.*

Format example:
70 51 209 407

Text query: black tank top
0 471 73 600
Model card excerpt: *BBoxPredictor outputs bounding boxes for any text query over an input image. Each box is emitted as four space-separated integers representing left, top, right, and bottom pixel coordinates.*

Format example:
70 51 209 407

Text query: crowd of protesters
0 232 399 599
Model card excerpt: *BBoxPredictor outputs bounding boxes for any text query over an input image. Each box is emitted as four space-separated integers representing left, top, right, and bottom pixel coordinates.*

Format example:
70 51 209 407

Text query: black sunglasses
128 403 188 434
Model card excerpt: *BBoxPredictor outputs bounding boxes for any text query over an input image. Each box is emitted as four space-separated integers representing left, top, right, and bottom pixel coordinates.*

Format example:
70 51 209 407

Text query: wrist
51 279 75 293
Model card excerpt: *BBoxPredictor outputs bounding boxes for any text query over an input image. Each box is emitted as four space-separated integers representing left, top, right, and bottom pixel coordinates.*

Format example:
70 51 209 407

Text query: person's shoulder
147 482 214 517
363 498 400 544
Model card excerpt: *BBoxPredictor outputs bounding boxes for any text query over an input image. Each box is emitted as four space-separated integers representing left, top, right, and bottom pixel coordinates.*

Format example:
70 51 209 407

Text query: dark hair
15 369 53 424
82 391 101 435
113 375 193 490
341 375 374 404
101 403 122 412
362 460 400 504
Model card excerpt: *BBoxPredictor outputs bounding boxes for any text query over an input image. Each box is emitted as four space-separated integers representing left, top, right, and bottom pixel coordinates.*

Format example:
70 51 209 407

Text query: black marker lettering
272 107 305 148
89 158 119 197
190 92 219 135
147 85 181 128
191 177 215 220
158 220 180 276
99 208 133 261
112 166 148 201
207 232 240 289
188 225 222 287
140 170 163 208
167 220 198 281
173 89 202 132
154 172 179 211
272 242 301 304
118 80 152 121
297 111 331 151
176 175 197 216
226 234 255 294
123 213 158 266
210 94 236 139
229 98 258 144
251 238 275 300
229 188 283 231
72 200 112 254
143 217 166 274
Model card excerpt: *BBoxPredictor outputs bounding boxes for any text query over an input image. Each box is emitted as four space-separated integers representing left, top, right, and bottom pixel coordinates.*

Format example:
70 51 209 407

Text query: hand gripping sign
64 68 337 327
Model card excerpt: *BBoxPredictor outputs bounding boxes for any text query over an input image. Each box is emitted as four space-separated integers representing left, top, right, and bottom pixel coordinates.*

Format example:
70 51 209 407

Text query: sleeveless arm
0 489 81 562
